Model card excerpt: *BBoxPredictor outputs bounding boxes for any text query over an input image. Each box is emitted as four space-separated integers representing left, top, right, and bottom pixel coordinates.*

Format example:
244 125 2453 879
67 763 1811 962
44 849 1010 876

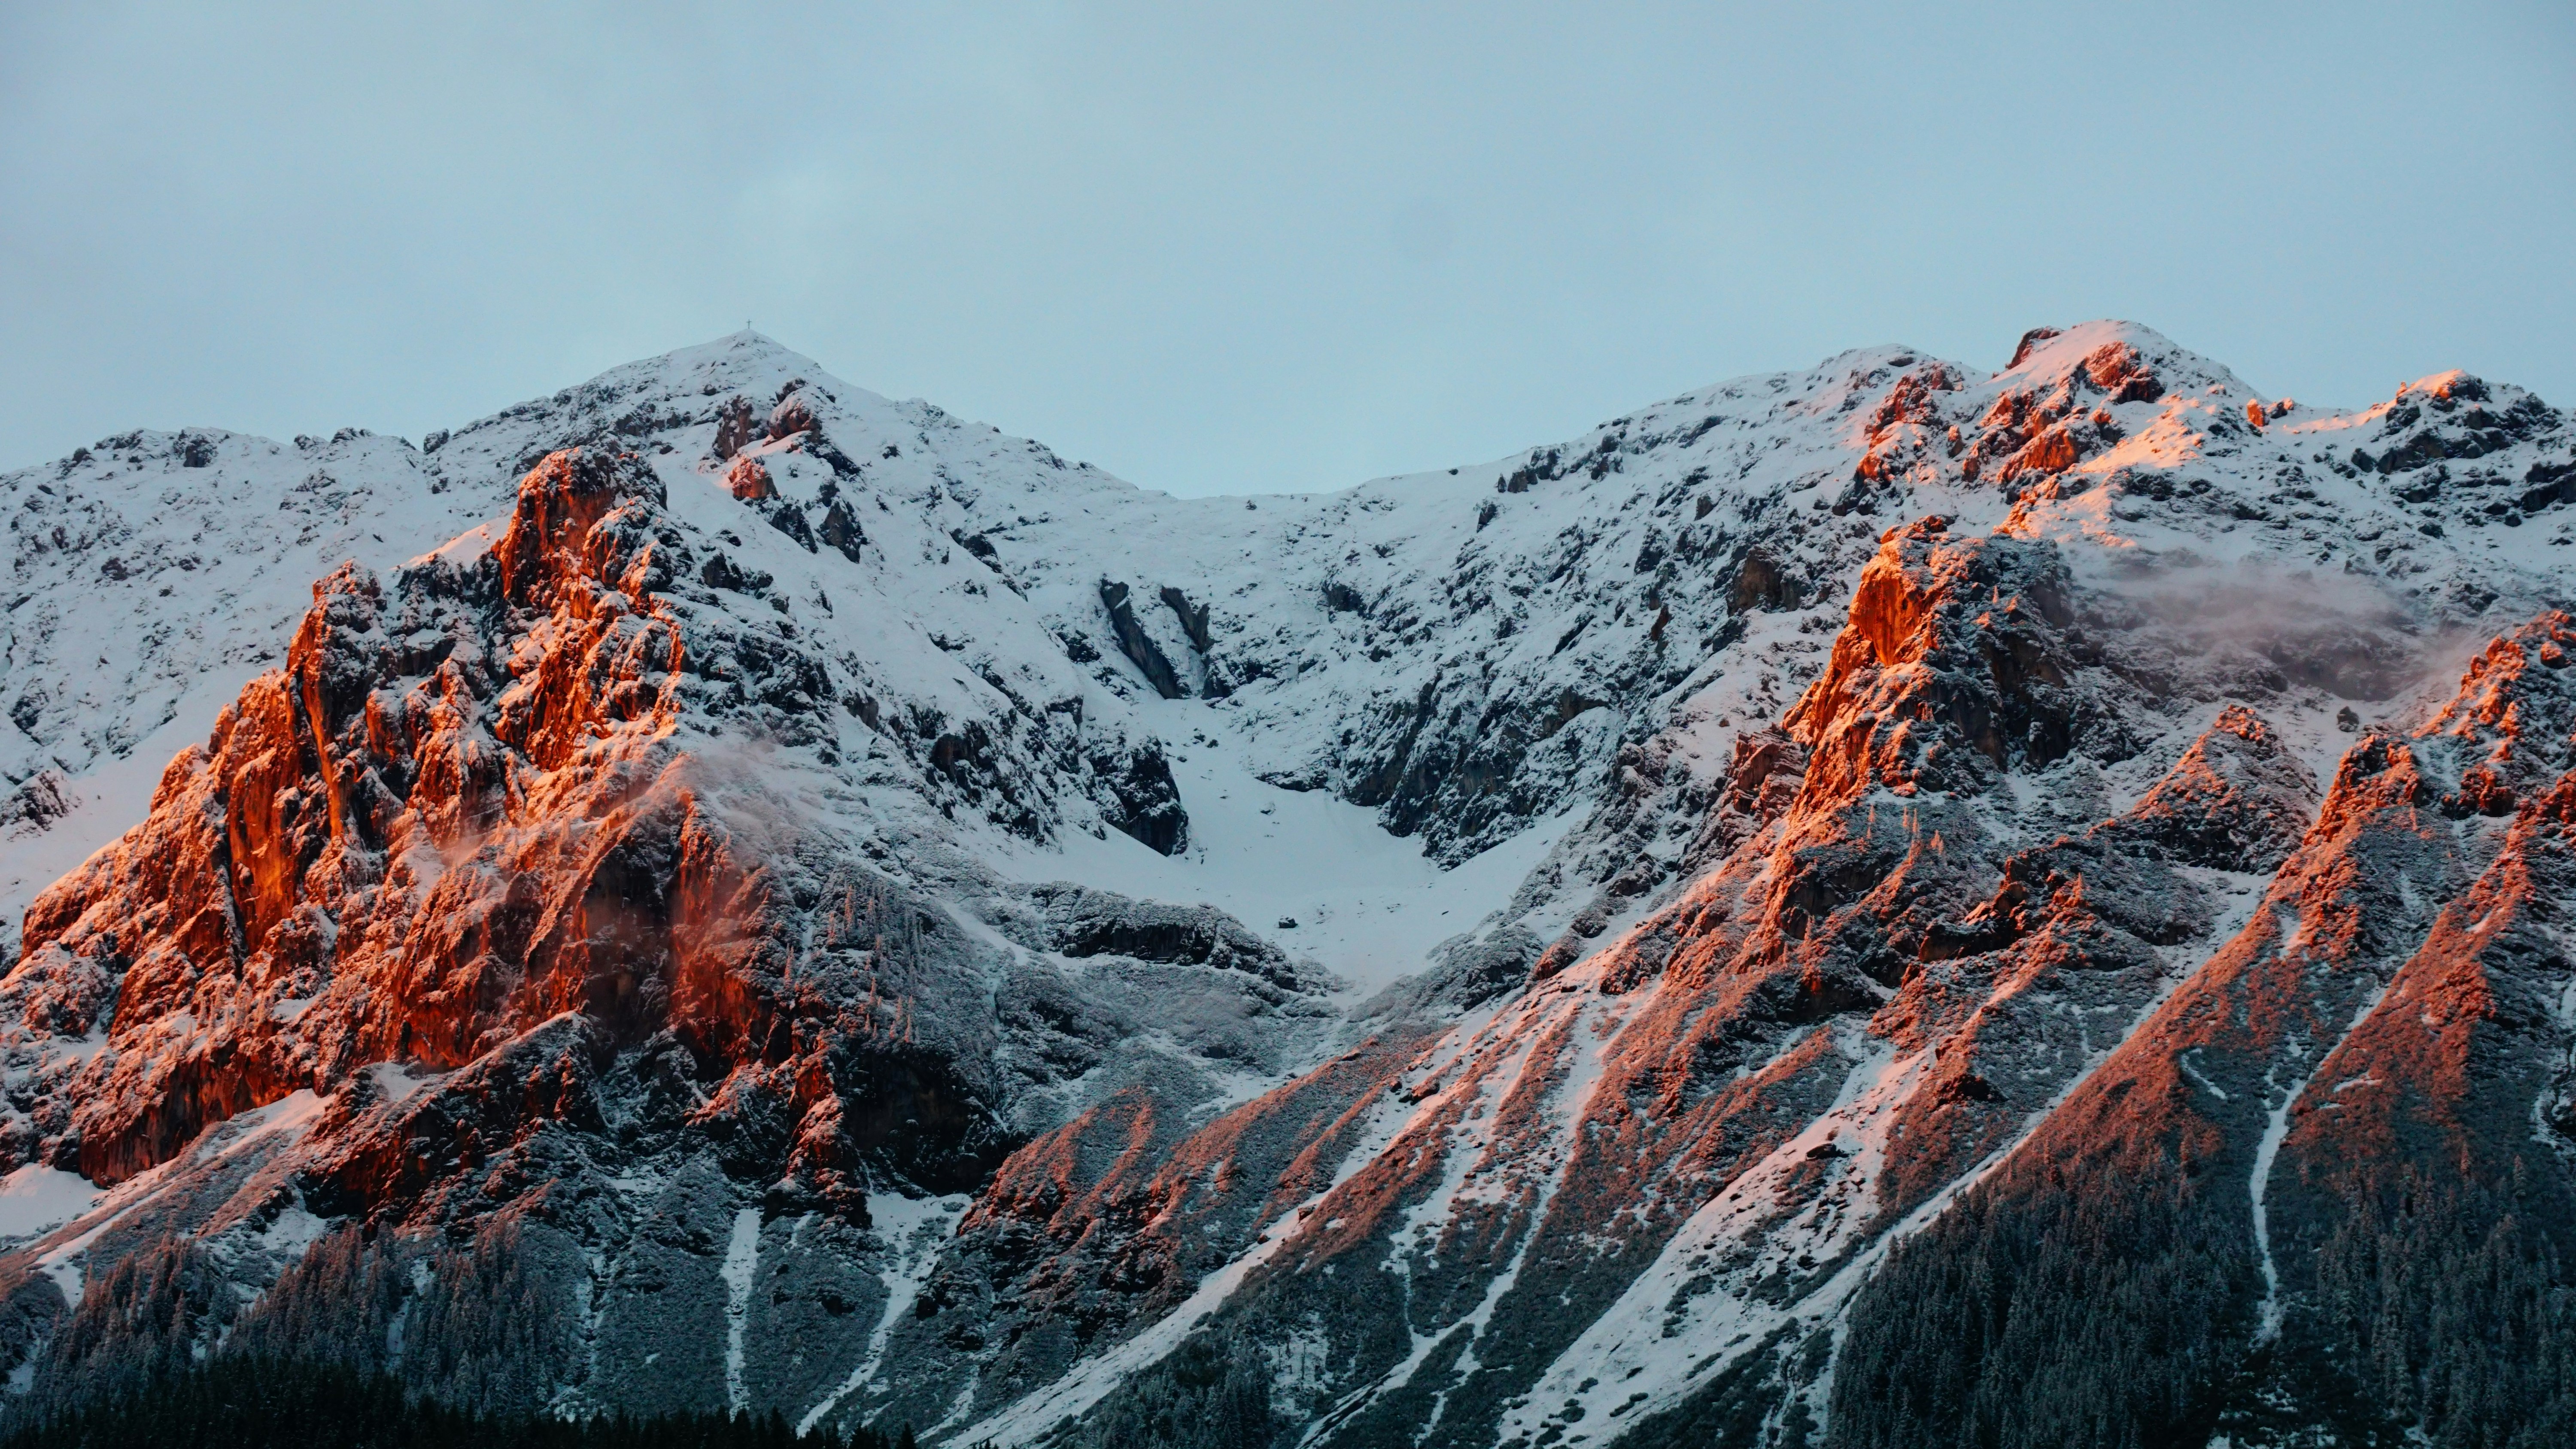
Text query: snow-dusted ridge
1 321 2573 1446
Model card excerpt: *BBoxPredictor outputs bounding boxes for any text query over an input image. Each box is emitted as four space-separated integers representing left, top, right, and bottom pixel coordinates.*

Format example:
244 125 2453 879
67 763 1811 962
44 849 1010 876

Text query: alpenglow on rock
1 322 2573 1447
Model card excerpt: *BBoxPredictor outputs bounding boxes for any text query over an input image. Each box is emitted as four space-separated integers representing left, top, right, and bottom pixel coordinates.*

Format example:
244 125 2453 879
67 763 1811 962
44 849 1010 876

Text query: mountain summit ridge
0 323 2570 1447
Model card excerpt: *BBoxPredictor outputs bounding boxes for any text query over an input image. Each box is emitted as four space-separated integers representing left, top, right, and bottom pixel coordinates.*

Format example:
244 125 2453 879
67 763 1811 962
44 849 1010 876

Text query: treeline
2286 1169 2576 1448
1826 1155 2576 1449
1061 1332 1274 1449
1825 1157 2255 1449
0 1355 922 1449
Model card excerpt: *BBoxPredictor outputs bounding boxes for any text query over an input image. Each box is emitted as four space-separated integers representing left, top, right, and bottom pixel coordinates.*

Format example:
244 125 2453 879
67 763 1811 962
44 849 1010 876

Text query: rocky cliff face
0 323 2571 1447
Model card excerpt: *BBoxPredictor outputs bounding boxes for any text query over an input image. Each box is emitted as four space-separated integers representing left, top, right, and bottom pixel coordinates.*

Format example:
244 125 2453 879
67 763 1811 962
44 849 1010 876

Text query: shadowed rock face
2 324 2574 1447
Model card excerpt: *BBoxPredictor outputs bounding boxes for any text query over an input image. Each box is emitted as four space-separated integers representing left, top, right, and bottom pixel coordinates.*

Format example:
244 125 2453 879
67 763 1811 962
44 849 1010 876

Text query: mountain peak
1996 318 2247 397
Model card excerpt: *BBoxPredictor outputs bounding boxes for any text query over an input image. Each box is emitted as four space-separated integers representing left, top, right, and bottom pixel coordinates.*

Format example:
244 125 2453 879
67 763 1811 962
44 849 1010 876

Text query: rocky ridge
0 322 2569 1446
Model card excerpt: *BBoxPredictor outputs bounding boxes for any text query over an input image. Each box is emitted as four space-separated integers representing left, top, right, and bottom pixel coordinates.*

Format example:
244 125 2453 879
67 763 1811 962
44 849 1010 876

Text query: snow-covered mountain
1 323 2571 1447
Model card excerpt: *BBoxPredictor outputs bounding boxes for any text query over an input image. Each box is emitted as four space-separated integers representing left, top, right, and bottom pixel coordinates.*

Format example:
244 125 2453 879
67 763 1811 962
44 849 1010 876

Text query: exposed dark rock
819 499 867 562
1098 580 1186 699
711 396 758 460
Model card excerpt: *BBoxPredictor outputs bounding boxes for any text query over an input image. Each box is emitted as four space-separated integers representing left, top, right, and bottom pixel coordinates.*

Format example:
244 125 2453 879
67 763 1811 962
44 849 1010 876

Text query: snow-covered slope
0 323 2571 1447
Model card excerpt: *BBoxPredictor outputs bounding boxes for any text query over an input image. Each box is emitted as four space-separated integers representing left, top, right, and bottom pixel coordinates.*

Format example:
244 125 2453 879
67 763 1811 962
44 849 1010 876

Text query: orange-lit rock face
2275 619 2576 1185
2420 612 2576 803
1783 518 2086 815
1994 424 2079 482
1949 341 2155 490
2079 340 2161 403
0 448 900 1186
1852 364 1963 485
723 455 776 501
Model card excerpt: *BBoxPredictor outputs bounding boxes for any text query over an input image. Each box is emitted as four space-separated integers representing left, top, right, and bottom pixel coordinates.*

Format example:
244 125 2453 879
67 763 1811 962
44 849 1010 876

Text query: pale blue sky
4 2 2571 494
